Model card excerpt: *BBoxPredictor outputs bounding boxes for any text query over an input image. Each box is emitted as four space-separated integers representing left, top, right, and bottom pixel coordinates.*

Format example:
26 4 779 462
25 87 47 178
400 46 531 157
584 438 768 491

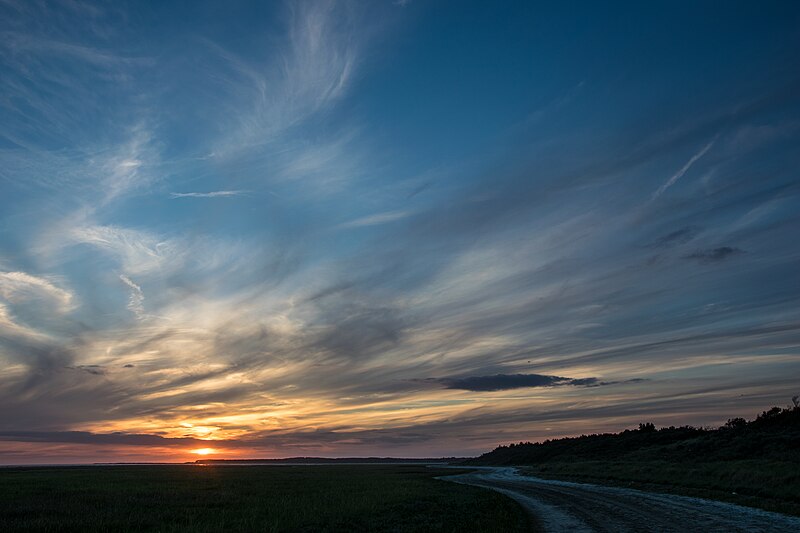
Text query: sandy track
441 467 800 532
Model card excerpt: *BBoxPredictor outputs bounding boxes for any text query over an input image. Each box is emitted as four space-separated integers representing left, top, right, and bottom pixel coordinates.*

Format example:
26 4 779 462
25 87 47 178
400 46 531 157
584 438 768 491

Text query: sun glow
190 448 216 456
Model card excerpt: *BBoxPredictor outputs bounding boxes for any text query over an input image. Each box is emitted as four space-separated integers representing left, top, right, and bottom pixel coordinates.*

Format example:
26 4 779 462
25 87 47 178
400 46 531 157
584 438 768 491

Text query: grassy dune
0 464 532 532
467 405 800 516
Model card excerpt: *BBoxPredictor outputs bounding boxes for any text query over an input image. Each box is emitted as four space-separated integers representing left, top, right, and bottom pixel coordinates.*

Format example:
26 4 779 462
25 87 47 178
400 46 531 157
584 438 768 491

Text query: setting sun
190 448 216 456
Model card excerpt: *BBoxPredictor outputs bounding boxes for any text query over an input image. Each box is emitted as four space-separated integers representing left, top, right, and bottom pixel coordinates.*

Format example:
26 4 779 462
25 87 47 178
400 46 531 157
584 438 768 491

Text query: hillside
464 404 800 515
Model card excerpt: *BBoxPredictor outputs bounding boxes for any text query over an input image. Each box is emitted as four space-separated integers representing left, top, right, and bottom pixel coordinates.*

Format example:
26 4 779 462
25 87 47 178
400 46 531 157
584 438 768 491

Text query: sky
0 0 799 464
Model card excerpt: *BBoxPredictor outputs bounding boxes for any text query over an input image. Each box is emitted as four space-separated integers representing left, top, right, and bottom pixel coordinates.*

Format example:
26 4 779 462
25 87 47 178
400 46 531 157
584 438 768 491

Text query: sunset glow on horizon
190 448 217 456
1 1 799 465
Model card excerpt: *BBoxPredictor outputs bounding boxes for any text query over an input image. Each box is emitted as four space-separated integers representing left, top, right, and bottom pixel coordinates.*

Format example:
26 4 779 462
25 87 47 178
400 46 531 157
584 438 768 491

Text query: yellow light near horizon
190 448 216 456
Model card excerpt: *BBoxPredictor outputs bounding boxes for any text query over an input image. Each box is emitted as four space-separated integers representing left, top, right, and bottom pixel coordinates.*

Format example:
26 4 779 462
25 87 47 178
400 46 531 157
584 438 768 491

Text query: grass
519 459 800 517
0 464 533 532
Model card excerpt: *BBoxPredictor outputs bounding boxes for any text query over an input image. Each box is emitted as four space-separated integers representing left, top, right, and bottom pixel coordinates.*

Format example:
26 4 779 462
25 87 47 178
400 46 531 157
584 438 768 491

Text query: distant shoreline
192 457 464 465
0 457 467 467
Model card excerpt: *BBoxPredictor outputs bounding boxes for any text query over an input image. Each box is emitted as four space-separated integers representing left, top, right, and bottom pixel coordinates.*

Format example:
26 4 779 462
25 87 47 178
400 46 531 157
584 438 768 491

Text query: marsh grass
0 464 532 532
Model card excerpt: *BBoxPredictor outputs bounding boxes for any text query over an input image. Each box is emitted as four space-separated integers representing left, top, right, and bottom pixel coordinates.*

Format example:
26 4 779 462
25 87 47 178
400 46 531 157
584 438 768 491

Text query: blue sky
1 0 799 462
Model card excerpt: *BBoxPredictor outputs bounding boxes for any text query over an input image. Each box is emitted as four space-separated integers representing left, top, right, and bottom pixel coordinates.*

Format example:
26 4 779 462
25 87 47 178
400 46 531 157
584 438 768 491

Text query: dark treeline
465 404 800 465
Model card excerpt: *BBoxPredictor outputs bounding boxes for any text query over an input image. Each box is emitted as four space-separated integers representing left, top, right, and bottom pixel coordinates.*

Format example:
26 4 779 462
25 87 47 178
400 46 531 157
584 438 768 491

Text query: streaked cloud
118 274 145 320
0 271 74 312
652 138 717 200
67 224 178 276
430 373 600 392
170 190 247 198
339 210 414 229
684 246 745 263
209 1 365 157
650 226 701 248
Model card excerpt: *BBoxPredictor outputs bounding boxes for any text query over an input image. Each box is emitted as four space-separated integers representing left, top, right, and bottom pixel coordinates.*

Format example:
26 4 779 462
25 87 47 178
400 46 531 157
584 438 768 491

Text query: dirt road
442 467 800 532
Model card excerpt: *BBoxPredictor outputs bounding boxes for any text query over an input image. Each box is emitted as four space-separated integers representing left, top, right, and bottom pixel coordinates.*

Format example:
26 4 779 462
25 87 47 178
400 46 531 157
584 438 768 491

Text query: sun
190 448 217 456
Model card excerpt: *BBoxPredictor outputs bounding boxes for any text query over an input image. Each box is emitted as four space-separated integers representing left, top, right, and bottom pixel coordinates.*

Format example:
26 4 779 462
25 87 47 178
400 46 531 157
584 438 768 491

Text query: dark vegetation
0 464 533 532
468 405 800 464
466 403 800 515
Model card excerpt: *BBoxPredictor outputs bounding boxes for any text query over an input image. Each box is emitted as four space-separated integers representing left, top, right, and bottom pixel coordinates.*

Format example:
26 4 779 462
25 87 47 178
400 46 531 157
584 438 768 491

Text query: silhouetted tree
757 407 783 421
724 417 747 429
638 422 656 433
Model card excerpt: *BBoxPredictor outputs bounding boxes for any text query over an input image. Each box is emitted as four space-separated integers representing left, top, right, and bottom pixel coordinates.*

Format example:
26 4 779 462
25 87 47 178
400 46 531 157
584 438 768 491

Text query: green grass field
0 464 533 532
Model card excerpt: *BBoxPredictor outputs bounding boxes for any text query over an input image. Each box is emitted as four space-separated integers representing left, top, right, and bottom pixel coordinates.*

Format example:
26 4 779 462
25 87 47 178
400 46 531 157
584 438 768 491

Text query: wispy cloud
339 210 413 229
0 271 74 312
170 190 247 199
652 138 717 200
0 124 159 204
430 373 600 392
118 274 145 320
0 31 146 68
67 224 177 276
649 226 701 248
210 1 364 156
99 127 160 203
0 302 45 339
0 430 207 447
684 246 745 263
